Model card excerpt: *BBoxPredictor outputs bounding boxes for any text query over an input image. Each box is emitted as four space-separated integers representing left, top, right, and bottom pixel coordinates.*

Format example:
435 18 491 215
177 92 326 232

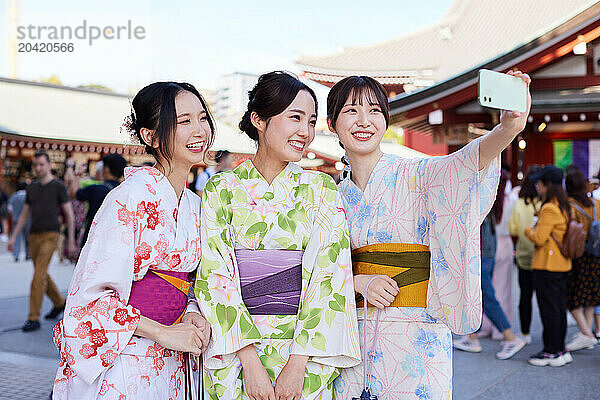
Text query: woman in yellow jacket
525 165 572 367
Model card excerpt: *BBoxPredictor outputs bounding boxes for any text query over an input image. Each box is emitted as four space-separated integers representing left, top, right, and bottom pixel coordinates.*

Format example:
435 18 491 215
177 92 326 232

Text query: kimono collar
124 166 184 205
339 153 392 184
236 159 302 183
124 166 164 182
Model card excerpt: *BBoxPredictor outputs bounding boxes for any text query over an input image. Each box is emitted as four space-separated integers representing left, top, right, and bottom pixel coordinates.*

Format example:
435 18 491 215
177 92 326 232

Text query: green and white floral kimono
196 160 360 399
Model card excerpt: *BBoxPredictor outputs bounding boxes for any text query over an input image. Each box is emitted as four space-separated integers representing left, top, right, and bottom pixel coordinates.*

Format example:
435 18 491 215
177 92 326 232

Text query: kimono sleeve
290 173 360 368
424 138 499 334
53 185 140 384
195 175 261 370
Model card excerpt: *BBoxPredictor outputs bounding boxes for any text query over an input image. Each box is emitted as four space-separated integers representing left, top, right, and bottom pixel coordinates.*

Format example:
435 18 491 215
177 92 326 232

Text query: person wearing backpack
525 165 572 366
564 168 600 351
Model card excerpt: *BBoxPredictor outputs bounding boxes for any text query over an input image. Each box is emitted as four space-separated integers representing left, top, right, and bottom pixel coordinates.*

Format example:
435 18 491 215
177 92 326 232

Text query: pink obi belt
128 269 192 326
235 249 303 315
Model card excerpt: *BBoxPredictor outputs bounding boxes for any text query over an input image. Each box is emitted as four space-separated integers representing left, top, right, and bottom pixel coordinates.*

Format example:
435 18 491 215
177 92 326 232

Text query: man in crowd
71 153 127 247
8 151 76 332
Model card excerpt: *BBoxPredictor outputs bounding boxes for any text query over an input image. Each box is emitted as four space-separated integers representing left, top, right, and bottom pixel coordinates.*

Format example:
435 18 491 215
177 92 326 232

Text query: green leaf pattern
195 160 360 399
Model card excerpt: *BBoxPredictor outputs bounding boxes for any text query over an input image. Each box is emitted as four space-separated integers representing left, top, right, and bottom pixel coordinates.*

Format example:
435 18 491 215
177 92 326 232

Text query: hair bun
239 110 258 141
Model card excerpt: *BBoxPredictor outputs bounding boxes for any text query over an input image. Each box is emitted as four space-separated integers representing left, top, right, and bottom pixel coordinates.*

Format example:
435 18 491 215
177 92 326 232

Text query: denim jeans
481 257 511 332
12 226 29 260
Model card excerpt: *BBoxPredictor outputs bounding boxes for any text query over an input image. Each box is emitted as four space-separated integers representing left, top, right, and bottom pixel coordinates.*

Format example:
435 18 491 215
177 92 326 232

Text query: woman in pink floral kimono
52 82 212 399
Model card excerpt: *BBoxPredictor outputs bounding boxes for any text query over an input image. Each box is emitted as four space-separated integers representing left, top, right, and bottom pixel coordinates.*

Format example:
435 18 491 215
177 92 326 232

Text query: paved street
0 241 598 399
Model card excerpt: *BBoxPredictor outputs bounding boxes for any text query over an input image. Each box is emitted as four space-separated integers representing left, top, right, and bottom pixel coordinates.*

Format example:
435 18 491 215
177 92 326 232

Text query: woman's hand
479 70 532 169
499 70 532 134
155 322 207 356
237 344 275 400
354 274 399 309
181 311 211 353
274 355 308 400
135 316 206 356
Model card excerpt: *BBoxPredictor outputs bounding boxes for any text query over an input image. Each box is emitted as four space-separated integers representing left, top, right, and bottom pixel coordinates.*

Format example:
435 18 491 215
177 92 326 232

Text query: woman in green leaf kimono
196 71 360 400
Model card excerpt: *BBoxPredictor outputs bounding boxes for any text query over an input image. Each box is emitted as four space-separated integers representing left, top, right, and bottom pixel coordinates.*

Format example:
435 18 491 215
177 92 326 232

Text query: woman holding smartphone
327 71 530 399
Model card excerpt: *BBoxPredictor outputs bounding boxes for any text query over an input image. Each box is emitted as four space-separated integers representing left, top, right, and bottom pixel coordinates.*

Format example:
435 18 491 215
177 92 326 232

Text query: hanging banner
553 140 572 171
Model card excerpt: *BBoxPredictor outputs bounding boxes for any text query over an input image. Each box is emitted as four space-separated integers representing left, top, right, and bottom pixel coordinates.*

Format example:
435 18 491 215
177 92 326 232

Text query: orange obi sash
353 243 430 308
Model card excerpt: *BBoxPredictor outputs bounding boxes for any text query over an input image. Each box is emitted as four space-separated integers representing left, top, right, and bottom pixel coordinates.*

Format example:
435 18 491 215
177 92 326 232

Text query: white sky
1 0 454 94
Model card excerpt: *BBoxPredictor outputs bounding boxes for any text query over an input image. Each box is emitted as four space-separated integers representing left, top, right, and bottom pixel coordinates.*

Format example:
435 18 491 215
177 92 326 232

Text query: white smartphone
478 69 527 112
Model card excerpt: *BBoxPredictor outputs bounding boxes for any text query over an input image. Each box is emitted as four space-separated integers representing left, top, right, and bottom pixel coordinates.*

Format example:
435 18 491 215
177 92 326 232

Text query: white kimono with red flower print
52 167 201 400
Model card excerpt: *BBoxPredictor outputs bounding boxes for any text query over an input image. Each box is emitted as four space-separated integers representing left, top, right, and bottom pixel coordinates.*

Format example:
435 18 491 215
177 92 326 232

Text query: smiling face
256 89 316 163
167 90 213 168
328 89 387 158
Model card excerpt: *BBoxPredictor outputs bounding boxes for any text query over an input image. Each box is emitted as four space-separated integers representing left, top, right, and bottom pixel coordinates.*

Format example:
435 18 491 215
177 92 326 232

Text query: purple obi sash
235 249 303 315
129 270 192 326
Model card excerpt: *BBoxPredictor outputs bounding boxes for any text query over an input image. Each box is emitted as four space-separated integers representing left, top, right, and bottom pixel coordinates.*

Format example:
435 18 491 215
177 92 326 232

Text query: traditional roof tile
298 0 598 85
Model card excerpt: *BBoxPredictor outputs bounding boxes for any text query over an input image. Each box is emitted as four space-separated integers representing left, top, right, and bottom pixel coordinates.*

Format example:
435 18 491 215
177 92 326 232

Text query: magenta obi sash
235 249 303 315
128 269 192 326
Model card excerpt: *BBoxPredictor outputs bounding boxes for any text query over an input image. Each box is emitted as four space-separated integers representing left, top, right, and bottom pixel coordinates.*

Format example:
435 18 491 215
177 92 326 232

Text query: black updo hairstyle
239 71 318 142
125 82 215 166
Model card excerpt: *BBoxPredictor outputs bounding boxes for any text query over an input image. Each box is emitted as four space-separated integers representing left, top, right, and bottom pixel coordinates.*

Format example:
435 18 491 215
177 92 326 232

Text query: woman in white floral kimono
52 82 212 399
326 73 531 399
196 71 360 400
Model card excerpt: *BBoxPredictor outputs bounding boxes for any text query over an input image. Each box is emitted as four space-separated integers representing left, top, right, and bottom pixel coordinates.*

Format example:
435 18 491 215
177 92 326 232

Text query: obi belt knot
128 269 192 326
353 243 430 308
235 248 304 315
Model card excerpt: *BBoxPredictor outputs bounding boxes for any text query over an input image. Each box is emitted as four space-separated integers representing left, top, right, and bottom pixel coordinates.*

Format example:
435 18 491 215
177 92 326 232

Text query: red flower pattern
147 214 159 230
154 235 168 254
135 242 152 260
62 364 74 379
53 167 201 396
166 253 181 268
136 201 146 218
92 299 110 315
79 343 97 359
154 357 165 371
75 321 93 338
113 308 135 326
117 204 133 225
99 380 109 395
69 305 88 321
145 201 158 215
100 350 118 367
134 256 142 274
89 329 109 347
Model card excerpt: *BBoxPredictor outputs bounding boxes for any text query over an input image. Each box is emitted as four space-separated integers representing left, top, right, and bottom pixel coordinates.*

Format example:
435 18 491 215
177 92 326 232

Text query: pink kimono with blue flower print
334 139 499 400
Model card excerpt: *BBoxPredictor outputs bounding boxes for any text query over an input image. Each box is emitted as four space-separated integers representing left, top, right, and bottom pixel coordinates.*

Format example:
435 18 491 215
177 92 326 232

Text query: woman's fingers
379 275 400 292
372 284 396 304
379 290 396 304
367 296 386 309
